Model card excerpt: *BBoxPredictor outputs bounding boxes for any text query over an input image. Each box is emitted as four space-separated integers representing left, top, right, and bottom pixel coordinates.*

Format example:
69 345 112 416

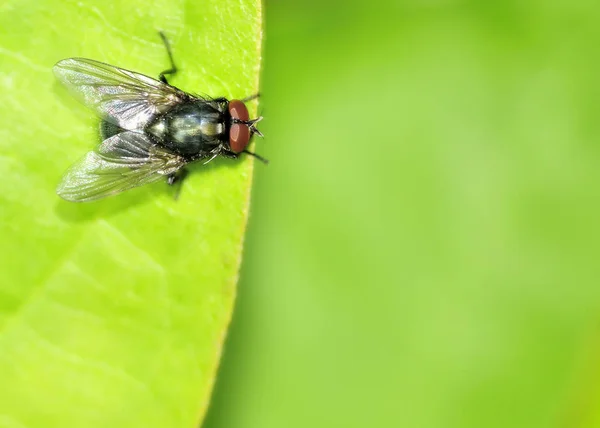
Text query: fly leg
212 95 259 103
242 93 260 102
167 168 188 200
158 31 178 84
210 95 259 110
243 150 269 164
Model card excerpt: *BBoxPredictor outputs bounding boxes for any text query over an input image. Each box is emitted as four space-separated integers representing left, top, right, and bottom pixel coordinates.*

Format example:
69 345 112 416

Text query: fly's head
227 99 263 154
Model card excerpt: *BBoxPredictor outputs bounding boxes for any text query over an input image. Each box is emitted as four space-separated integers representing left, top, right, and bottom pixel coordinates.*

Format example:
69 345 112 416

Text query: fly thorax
169 110 224 141
147 117 168 139
148 102 225 155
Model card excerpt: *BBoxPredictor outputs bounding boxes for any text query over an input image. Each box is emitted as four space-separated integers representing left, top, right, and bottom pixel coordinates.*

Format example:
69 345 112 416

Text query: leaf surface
0 0 262 427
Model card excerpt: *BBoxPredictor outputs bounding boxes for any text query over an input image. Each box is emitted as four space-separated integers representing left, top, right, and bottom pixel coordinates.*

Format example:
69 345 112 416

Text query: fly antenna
247 116 264 137
251 127 264 138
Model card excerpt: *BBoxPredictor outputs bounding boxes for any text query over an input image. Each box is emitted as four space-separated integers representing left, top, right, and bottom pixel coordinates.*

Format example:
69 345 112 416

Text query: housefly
54 32 265 202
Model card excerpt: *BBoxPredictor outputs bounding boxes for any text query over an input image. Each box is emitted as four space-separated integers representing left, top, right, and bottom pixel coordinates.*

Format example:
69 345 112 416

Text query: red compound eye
228 100 250 153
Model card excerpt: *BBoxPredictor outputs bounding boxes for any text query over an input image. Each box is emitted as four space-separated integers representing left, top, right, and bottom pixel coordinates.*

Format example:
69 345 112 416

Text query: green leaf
0 1 262 427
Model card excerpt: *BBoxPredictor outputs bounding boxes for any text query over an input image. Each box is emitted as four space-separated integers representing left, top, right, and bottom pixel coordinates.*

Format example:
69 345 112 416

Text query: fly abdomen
100 120 125 140
147 101 225 155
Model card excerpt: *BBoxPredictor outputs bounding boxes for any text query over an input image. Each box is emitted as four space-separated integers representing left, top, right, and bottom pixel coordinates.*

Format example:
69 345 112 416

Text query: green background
207 1 600 428
1 0 600 427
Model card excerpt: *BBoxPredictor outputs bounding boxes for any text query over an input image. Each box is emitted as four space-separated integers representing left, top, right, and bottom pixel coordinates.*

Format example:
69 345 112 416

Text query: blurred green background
206 1 600 428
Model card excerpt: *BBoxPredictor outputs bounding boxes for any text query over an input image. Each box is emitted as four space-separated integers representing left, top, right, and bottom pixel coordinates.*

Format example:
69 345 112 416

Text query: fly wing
57 131 186 202
54 58 190 130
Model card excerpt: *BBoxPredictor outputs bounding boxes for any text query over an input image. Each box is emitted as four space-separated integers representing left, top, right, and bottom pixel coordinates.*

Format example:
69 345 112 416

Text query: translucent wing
57 131 186 202
53 58 190 130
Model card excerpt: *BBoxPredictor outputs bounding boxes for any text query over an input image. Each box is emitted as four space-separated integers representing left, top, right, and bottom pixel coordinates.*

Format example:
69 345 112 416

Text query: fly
53 32 266 202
